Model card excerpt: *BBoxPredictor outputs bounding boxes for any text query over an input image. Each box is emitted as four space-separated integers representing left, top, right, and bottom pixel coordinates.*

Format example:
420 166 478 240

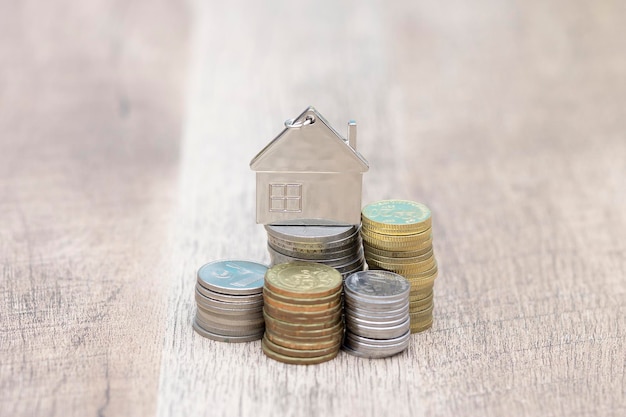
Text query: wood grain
1 0 625 416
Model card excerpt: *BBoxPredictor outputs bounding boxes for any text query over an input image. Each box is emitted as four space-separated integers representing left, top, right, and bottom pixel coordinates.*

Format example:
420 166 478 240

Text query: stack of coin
193 260 267 342
360 200 438 333
265 225 365 279
261 262 344 365
343 270 411 358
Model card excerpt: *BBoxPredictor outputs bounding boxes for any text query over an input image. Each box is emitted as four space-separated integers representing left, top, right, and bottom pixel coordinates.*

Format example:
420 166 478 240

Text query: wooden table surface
1 1 624 416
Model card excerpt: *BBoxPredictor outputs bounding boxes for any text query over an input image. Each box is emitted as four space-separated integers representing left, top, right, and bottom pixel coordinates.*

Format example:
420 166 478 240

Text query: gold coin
361 200 432 235
263 311 340 331
365 247 434 265
266 329 344 350
262 335 341 359
263 292 342 313
263 303 342 323
367 255 436 274
410 292 433 310
261 338 339 365
265 315 344 338
363 242 432 258
361 234 433 252
410 319 433 333
263 286 342 306
409 286 434 301
409 302 434 317
264 262 342 299
361 226 432 244
404 263 438 280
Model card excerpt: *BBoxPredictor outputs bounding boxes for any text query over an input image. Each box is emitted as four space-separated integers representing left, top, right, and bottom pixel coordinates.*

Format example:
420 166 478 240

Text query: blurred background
1 1 624 416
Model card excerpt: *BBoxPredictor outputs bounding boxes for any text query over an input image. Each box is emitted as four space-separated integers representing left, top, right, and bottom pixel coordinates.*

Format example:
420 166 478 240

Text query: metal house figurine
250 106 369 226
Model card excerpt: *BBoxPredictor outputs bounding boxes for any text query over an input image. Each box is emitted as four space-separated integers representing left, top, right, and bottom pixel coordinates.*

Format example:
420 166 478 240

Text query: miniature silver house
250 106 369 225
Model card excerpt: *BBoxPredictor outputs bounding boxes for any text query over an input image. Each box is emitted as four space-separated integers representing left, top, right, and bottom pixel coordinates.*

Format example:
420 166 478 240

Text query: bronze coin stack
261 261 344 365
360 200 438 333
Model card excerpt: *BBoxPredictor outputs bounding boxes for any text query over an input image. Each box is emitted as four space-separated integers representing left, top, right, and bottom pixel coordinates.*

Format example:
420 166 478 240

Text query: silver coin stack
194 260 267 342
343 270 411 358
266 224 365 278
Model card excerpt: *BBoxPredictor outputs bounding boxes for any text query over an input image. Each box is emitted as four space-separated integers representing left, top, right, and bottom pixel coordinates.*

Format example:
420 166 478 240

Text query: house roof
250 106 369 173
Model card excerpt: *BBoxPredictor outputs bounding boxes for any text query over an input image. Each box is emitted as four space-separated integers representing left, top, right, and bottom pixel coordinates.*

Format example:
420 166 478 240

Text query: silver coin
345 313 410 329
344 270 410 301
266 232 361 252
193 319 263 343
345 308 409 324
268 245 363 268
197 260 266 295
346 317 410 340
267 236 360 256
343 335 410 358
344 295 408 311
196 308 265 327
195 289 264 310
195 314 264 334
195 283 264 303
345 330 411 347
267 242 360 260
265 224 357 243
195 298 264 315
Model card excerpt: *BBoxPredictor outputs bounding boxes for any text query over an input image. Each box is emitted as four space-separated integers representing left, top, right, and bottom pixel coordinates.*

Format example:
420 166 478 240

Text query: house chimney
347 120 357 149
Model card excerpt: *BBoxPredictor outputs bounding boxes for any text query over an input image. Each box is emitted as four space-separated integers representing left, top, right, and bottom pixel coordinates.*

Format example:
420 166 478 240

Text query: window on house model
269 183 302 212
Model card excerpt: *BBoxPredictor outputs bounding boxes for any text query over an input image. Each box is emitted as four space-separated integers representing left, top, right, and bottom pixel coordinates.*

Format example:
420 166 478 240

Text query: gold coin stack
360 200 438 333
261 261 344 365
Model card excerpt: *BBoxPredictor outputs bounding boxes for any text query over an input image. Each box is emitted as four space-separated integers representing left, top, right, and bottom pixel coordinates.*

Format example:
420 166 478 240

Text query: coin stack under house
194 260 267 342
261 262 344 364
266 225 365 279
360 200 438 333
343 271 411 358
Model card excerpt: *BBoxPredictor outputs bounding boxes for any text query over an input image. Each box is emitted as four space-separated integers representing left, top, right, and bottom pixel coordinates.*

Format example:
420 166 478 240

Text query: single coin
197 260 266 295
261 338 339 365
266 329 344 350
193 319 263 342
262 335 341 358
363 243 432 258
263 311 341 331
264 262 343 299
361 200 432 234
195 284 264 304
344 270 410 301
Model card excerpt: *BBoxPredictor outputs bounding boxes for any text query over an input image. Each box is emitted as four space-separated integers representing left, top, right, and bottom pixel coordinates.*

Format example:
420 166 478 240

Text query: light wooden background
1 0 624 416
